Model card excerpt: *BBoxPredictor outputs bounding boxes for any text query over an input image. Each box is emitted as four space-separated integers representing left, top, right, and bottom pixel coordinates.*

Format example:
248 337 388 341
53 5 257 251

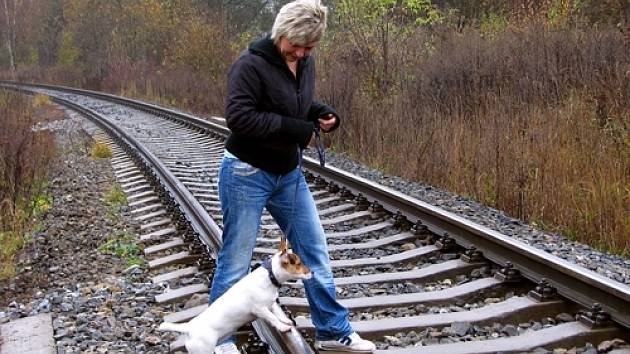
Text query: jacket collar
249 34 309 69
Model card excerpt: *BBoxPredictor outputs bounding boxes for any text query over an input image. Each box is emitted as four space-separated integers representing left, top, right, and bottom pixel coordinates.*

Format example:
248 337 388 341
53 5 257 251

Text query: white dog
159 240 312 354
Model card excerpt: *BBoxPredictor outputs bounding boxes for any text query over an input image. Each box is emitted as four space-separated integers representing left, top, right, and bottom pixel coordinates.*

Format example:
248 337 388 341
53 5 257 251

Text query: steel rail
0 81 230 137
0 82 314 354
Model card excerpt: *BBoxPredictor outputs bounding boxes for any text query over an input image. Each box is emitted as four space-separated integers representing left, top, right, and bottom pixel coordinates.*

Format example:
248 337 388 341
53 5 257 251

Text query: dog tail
158 321 190 334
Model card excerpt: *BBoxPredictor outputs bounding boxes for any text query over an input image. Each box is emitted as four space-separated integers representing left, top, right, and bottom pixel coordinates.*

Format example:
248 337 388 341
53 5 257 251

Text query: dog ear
279 238 288 254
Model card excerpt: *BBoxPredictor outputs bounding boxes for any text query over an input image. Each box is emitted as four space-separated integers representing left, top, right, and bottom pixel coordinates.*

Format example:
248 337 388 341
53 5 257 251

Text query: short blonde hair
271 0 327 46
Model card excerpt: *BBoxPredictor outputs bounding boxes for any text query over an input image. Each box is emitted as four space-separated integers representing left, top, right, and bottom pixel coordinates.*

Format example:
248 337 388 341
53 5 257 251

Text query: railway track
2 81 629 354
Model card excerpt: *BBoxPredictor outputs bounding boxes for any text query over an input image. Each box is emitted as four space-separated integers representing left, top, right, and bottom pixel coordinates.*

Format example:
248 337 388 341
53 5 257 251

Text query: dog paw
276 323 293 332
279 317 293 326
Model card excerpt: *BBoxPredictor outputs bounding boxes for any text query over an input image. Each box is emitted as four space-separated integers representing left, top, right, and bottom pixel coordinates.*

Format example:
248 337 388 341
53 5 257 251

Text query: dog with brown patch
158 240 311 354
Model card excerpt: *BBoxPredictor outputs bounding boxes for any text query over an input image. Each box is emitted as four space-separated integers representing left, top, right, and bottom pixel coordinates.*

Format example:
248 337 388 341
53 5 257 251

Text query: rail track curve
2 81 628 354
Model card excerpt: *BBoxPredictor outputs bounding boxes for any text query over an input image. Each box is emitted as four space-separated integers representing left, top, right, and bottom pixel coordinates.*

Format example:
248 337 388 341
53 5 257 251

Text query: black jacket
224 35 340 174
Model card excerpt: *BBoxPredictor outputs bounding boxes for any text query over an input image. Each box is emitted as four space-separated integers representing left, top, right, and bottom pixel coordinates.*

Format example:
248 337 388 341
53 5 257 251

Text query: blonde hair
271 0 327 46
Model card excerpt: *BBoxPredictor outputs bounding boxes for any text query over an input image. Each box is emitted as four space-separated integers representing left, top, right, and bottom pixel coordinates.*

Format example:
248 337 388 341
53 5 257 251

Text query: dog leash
259 148 302 285
280 147 303 247
258 136 325 285
282 132 325 246
314 127 326 168
261 135 324 276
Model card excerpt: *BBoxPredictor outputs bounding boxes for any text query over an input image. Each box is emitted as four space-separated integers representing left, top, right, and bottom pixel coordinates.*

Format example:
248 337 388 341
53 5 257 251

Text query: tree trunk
2 0 16 77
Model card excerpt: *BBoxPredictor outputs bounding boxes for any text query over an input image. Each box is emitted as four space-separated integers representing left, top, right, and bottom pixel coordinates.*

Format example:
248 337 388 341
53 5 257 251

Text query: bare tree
1 0 18 76
37 0 64 67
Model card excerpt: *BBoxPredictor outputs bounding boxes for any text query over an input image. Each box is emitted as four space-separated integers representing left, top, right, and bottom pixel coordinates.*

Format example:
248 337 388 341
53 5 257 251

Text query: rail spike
281 304 296 326
579 303 613 329
314 176 327 188
393 211 412 230
528 278 558 302
411 220 428 235
339 186 353 199
369 201 385 213
354 194 369 211
327 182 340 194
435 233 456 251
411 220 434 245
494 261 523 283
461 245 484 263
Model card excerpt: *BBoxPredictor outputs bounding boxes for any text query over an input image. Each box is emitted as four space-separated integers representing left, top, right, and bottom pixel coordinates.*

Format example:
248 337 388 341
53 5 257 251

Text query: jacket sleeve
225 57 314 148
308 101 341 132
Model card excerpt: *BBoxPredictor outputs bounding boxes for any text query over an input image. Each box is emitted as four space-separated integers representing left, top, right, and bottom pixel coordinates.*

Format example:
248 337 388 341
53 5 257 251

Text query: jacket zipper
296 61 303 117
283 60 303 117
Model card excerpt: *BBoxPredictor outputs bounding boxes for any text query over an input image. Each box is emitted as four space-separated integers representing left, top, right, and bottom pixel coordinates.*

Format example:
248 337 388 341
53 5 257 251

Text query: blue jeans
209 156 353 341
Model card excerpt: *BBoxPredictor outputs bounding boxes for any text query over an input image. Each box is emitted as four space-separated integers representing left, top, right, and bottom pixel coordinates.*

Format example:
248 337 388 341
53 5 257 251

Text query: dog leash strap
281 148 302 246
314 128 326 167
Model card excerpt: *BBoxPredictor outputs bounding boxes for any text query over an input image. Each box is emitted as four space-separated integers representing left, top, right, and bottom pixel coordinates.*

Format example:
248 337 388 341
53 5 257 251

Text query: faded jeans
209 155 353 342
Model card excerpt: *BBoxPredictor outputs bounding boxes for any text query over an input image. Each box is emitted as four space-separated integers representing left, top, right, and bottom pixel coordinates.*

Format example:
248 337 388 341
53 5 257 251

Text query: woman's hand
318 114 337 133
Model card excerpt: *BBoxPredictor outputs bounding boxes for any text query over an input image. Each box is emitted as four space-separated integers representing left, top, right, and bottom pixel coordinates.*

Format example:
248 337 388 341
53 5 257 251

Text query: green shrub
99 232 145 267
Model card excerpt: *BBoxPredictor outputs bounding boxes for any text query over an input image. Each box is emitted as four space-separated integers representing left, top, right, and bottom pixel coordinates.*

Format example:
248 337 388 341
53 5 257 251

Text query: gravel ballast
0 110 172 353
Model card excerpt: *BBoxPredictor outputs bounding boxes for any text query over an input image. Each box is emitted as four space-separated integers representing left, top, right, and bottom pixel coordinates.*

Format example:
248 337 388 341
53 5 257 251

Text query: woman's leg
266 168 353 341
209 157 272 341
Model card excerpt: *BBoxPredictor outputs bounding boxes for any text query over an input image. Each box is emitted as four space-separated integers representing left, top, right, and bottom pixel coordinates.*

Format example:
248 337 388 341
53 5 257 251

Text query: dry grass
0 203 26 279
91 141 113 159
0 91 55 279
75 24 629 254
318 25 629 254
32 93 51 108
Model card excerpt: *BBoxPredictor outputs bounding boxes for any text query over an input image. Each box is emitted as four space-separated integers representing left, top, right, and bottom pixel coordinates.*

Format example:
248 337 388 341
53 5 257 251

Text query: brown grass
318 25 629 254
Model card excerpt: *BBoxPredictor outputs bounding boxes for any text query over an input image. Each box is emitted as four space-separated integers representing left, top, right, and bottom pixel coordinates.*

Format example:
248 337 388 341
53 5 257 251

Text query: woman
209 1 376 353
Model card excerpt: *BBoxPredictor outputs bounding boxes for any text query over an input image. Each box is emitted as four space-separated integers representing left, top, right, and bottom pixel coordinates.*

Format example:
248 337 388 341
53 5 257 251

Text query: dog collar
262 258 282 288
